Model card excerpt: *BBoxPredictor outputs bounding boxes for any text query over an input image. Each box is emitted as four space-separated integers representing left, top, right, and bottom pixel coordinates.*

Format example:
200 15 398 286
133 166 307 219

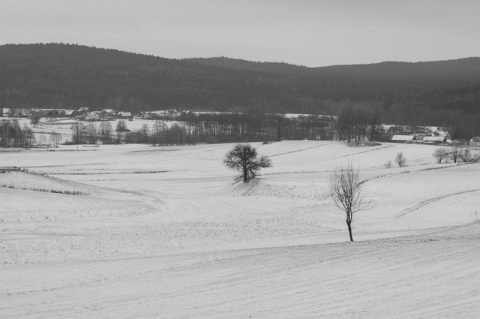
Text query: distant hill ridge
188 56 480 78
1 43 480 135
184 57 311 74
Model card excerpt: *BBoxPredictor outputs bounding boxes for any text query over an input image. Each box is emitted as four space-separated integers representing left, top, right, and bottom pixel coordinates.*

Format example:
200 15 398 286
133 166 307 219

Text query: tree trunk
346 221 354 241
243 166 248 182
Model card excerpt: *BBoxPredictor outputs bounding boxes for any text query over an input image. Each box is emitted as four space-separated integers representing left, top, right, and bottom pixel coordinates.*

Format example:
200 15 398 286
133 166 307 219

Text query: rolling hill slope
1 141 479 317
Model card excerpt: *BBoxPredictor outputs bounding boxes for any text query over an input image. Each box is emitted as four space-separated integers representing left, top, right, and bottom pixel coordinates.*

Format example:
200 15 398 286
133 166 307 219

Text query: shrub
395 152 407 167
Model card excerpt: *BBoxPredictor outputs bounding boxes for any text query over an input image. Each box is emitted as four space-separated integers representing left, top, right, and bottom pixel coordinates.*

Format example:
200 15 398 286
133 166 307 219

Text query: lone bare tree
224 144 272 182
395 152 407 167
329 164 368 241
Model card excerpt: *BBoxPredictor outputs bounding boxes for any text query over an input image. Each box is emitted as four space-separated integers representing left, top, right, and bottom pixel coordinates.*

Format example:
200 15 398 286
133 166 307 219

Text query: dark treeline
69 114 337 146
1 44 480 138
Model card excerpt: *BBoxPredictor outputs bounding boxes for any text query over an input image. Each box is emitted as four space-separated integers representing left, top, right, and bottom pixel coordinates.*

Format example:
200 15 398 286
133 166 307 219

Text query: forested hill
318 58 480 80
1 43 480 134
189 56 480 80
185 57 310 74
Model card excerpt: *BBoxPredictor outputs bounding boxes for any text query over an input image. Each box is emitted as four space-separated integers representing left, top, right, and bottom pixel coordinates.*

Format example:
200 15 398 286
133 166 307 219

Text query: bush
395 152 407 167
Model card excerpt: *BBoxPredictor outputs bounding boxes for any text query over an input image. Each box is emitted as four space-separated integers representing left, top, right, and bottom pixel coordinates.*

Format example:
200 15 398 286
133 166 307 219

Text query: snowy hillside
1 141 479 318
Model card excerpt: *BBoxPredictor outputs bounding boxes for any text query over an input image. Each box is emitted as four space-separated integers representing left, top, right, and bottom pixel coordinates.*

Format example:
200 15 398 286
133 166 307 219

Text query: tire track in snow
360 162 468 186
395 189 480 218
3 226 479 318
336 144 394 159
266 143 329 157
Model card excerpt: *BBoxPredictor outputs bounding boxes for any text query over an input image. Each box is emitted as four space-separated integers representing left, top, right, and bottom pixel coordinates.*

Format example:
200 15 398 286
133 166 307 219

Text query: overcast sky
1 0 479 67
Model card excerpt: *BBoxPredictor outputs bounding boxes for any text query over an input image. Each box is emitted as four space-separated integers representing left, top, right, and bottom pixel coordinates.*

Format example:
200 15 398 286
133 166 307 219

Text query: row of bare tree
0 119 35 148
432 146 480 163
335 107 384 144
67 114 339 146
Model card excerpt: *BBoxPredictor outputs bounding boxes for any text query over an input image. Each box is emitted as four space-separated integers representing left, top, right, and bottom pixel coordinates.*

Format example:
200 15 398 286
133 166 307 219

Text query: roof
151 110 179 115
471 137 480 142
423 136 446 142
391 135 415 141
434 131 450 137
118 112 132 116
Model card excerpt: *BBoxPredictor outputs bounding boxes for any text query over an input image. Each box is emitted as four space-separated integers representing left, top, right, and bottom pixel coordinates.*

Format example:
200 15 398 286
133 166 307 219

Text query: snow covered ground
1 141 479 318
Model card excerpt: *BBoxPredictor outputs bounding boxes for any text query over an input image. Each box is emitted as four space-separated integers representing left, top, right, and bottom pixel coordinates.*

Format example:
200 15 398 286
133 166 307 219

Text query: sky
1 0 479 67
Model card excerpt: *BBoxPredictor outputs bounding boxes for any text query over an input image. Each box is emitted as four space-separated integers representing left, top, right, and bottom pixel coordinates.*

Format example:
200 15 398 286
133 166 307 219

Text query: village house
0 107 10 117
391 135 416 143
117 111 132 119
470 137 480 147
423 136 448 144
84 112 101 121
63 110 75 117
148 109 180 119
102 109 116 117
423 131 451 144
73 107 90 119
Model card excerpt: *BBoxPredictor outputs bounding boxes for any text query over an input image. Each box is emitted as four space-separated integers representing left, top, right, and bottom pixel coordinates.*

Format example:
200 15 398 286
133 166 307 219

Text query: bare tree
98 121 113 143
49 132 61 148
432 147 449 164
460 149 480 163
449 145 462 163
395 152 407 167
30 115 41 128
23 123 35 148
116 120 128 132
140 123 150 143
86 122 97 144
71 123 84 147
366 108 383 142
329 164 368 241
224 144 272 183
152 120 166 145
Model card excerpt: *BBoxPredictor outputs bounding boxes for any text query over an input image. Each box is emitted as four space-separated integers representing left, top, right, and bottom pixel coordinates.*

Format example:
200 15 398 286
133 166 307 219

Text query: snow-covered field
1 141 479 318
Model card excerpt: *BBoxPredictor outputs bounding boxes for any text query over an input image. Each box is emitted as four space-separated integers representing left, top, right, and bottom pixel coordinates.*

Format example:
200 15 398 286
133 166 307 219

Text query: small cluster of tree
65 114 338 146
179 113 337 143
0 119 35 148
382 152 407 168
335 107 384 144
433 146 480 163
69 121 119 145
